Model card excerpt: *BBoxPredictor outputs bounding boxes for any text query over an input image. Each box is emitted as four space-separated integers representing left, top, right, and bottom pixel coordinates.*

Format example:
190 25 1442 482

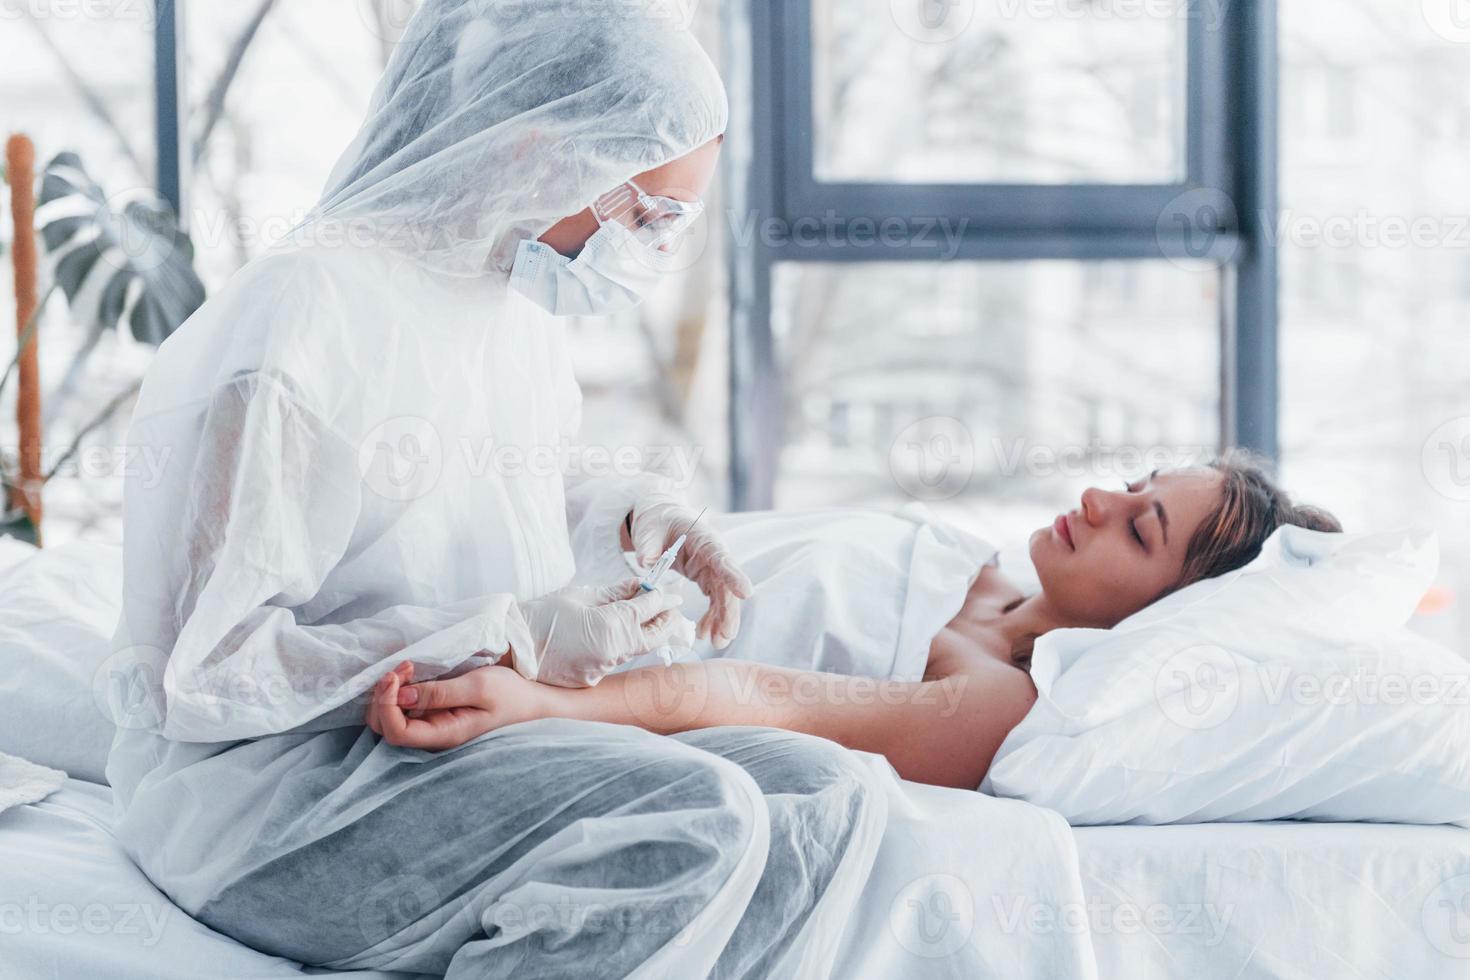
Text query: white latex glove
629 498 754 650
524 580 687 688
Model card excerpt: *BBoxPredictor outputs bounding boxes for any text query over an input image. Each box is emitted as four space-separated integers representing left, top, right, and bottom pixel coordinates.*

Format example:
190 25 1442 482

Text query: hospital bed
4 540 1470 978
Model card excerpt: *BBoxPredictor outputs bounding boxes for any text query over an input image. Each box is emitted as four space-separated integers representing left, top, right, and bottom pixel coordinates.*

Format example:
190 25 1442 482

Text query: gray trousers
191 721 885 979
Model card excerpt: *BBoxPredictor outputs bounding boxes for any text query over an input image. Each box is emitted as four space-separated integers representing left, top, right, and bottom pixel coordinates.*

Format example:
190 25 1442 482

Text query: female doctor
105 3 886 977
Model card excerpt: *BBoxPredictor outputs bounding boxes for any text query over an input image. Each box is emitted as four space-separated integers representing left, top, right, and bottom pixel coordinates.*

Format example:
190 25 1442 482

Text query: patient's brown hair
1172 448 1342 592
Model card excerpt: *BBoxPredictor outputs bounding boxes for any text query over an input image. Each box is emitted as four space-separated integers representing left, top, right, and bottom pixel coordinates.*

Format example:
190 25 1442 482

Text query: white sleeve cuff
565 472 680 587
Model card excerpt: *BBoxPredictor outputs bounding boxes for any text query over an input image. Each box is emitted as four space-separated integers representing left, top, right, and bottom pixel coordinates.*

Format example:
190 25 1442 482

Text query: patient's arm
380 652 1037 790
574 656 1036 788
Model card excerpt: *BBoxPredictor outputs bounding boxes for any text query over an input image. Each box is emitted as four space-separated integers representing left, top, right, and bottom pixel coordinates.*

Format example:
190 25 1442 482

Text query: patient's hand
367 662 549 750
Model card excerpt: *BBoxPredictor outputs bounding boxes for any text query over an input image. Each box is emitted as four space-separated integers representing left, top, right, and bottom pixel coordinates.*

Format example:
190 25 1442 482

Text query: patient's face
1028 467 1224 628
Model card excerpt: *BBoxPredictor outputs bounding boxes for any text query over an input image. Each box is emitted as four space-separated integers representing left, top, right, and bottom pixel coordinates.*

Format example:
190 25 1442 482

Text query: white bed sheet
1073 820 1470 979
0 778 418 980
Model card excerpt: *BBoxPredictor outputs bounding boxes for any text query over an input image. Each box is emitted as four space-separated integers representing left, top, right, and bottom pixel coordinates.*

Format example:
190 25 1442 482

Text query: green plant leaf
0 510 39 546
36 150 205 347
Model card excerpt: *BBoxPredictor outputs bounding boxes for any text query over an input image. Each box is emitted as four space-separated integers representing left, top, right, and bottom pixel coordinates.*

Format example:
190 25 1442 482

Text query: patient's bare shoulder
927 564 1029 677
965 561 1025 612
926 623 1030 686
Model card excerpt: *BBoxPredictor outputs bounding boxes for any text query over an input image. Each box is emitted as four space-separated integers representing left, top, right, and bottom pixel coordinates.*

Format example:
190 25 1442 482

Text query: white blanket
834 757 1098 977
631 503 997 680
0 751 65 815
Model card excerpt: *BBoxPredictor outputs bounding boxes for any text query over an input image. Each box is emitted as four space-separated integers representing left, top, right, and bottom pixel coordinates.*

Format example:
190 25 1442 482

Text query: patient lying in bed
372 451 1341 789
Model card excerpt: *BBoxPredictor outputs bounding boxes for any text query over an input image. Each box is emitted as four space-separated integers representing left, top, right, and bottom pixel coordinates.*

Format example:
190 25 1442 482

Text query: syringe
639 507 707 592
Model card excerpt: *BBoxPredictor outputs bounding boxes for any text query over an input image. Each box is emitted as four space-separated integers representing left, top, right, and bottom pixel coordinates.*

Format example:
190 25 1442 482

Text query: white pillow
0 541 122 784
983 525 1470 826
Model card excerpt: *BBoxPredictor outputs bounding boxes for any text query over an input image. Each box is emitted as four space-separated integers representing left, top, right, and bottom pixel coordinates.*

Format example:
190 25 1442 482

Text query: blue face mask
508 222 679 316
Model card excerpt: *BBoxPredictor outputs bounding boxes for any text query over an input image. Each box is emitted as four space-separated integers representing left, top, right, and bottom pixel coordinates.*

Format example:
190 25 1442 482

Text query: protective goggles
592 180 704 251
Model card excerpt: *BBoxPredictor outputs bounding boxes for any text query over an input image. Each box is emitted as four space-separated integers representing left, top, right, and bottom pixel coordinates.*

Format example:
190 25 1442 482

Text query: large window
1278 2 1470 646
729 0 1272 514
0 8 154 189
772 260 1219 552
811 0 1187 184
182 2 388 287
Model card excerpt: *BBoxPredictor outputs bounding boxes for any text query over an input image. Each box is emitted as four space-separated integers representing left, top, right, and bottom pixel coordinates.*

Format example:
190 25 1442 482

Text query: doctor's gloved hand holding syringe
520 501 747 691
626 499 753 650
519 579 690 689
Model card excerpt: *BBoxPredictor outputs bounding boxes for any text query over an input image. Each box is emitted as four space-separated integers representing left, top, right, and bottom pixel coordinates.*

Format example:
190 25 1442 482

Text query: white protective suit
105 3 888 977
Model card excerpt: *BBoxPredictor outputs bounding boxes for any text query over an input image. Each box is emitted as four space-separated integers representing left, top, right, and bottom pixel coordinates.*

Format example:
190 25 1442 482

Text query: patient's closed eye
1119 482 1146 549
